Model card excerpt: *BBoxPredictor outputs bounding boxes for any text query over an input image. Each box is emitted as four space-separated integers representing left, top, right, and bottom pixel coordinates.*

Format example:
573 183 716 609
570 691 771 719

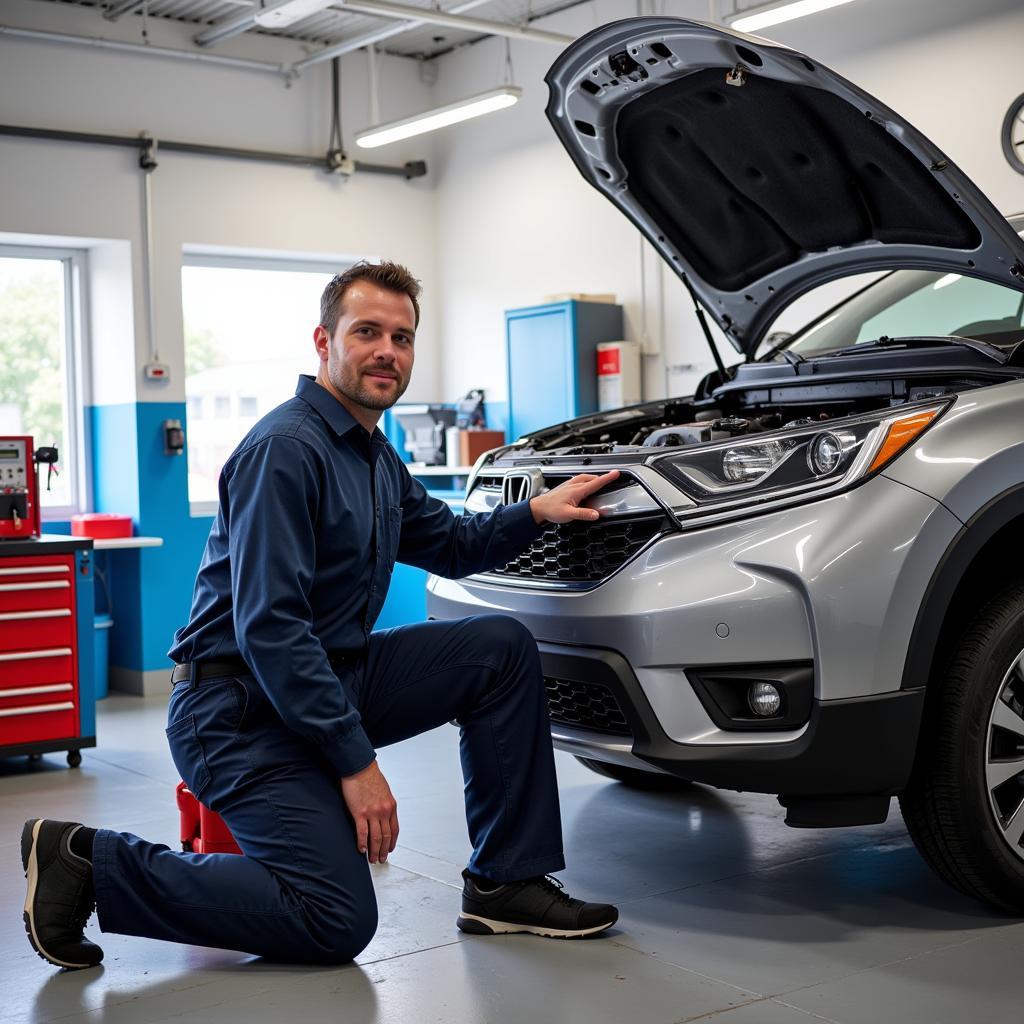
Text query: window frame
181 249 354 517
0 244 91 521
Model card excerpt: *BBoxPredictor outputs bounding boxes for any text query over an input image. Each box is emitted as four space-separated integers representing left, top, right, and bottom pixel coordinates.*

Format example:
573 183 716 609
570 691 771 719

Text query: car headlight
651 401 948 523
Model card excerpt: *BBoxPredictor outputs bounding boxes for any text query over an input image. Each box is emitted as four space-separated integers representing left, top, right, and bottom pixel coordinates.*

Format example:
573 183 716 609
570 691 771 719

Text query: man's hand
340 760 399 864
529 470 620 525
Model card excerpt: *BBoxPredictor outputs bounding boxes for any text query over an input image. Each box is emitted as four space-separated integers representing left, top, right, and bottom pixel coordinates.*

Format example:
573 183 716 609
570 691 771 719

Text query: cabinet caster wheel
28 753 42 764
67 750 82 768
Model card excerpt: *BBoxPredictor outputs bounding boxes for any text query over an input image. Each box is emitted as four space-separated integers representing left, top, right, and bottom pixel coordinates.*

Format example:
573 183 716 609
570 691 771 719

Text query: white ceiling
28 0 592 59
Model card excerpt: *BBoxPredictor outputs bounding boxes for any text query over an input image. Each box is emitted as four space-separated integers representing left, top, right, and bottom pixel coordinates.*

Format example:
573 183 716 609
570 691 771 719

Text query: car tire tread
900 579 1024 913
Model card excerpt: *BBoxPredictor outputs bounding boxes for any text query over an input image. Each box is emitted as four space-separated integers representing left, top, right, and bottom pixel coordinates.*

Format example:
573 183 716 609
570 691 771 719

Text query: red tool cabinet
0 536 96 766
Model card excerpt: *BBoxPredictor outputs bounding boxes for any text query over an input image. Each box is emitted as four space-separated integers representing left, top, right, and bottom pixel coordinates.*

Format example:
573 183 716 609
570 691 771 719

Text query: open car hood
545 17 1024 357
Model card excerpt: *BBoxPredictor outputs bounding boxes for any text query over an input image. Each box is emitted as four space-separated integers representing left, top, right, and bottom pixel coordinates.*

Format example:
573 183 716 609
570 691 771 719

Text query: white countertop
90 536 164 550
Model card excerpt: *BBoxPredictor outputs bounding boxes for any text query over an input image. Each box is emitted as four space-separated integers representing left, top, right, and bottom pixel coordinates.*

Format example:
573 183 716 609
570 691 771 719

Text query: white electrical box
597 341 641 410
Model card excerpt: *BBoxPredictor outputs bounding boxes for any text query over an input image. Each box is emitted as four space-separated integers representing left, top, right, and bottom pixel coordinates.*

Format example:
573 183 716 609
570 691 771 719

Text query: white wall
0 0 442 404
4 0 1024 413
431 0 1024 405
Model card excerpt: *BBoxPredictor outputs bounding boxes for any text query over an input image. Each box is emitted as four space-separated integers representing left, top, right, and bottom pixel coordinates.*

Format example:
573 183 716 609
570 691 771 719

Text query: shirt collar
295 375 385 444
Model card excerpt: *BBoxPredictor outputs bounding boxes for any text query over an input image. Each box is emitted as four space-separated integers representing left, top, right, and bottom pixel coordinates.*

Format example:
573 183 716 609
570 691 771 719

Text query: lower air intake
544 677 632 736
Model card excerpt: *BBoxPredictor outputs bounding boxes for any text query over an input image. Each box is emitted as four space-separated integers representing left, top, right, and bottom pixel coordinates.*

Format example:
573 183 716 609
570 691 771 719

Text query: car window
776 270 1024 358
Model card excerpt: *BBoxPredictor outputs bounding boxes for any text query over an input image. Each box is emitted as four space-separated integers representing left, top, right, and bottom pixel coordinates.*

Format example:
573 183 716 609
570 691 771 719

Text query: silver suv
426 18 1024 912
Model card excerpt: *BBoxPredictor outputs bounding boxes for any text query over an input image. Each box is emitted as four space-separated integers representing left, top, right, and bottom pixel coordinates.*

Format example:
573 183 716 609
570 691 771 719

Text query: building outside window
0 247 88 518
182 254 349 513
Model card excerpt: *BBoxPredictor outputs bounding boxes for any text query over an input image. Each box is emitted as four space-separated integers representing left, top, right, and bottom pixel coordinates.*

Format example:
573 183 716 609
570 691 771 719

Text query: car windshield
775 269 1024 359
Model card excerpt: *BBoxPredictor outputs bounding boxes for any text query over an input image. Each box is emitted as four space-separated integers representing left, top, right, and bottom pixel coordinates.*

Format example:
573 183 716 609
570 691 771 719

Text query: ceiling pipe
197 0 494 61
0 24 284 73
0 123 427 178
103 0 146 21
194 0 301 47
334 0 573 46
293 0 536 71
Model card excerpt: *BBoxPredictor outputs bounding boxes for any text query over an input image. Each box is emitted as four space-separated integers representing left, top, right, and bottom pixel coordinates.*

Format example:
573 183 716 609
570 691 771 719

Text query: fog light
748 681 783 717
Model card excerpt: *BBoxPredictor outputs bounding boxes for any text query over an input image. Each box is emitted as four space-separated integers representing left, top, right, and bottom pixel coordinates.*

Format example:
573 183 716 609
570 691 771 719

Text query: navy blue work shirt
169 375 542 779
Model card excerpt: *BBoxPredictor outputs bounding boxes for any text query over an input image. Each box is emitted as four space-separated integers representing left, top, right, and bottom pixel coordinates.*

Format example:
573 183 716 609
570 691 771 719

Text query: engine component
710 417 751 435
643 422 733 448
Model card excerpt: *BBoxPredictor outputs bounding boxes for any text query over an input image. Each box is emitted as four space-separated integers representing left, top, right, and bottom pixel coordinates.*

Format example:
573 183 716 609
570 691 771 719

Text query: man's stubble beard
331 359 410 411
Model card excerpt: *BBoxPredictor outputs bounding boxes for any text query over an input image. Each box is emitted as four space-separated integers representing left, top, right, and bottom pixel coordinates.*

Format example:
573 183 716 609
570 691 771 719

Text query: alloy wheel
985 647 1024 863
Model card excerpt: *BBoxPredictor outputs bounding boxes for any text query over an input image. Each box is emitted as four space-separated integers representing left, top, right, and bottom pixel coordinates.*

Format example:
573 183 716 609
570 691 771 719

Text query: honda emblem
500 469 545 506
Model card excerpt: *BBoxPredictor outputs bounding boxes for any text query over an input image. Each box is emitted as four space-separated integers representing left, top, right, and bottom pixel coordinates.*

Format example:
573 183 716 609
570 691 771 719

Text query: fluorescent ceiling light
354 86 521 149
254 0 335 30
730 0 860 33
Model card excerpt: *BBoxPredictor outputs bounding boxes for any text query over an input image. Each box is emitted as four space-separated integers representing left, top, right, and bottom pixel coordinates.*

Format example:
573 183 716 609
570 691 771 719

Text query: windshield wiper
830 335 1008 364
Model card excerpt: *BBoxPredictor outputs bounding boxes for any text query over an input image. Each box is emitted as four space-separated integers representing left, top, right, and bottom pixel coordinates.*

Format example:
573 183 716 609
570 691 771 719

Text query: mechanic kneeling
21 260 619 970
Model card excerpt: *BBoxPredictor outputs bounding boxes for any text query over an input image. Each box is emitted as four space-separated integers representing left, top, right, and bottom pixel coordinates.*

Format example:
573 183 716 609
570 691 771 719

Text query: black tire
574 756 692 790
66 750 81 768
900 581 1024 913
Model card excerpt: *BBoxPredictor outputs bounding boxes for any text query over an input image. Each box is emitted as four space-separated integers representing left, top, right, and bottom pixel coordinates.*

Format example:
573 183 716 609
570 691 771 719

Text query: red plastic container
175 781 243 855
71 513 133 539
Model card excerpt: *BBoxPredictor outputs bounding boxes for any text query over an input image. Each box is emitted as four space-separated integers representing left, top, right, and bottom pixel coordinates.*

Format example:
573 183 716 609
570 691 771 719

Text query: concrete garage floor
4 695 1024 1024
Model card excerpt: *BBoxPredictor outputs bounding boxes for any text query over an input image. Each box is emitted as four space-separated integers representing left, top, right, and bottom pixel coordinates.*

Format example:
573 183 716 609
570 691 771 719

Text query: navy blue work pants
92 614 565 963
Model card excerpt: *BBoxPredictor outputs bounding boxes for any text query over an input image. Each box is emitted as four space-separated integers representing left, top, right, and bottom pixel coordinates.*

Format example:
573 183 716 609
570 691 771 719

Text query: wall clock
1002 93 1024 175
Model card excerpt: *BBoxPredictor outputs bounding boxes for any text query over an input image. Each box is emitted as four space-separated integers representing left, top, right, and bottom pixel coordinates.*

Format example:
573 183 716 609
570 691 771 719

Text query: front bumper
538 640 924 795
428 473 962 795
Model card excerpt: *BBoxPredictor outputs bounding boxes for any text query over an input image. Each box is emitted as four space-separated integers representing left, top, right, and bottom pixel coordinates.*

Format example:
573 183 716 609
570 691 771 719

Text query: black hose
327 56 345 171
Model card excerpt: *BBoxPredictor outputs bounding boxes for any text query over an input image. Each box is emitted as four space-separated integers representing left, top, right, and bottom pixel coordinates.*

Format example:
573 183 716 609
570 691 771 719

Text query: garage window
0 246 88 519
182 253 350 515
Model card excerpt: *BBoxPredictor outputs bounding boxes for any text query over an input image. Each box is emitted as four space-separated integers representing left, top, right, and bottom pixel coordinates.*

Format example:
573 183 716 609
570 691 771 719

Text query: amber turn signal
868 409 940 474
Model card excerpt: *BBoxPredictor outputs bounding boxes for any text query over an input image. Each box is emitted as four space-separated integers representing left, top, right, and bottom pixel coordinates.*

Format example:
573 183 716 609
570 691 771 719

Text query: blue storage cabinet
505 300 624 442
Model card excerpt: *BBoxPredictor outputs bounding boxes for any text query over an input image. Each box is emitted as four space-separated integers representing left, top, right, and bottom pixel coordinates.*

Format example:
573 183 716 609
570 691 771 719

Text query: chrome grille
544 677 631 736
490 514 666 584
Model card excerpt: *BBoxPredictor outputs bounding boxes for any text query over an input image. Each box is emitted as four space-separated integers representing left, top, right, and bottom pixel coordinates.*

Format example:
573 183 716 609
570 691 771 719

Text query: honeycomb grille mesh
544 677 631 736
490 515 665 584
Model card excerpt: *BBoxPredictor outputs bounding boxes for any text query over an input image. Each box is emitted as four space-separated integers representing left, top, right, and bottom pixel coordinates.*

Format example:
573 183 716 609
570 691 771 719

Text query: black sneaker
21 819 103 969
457 870 618 939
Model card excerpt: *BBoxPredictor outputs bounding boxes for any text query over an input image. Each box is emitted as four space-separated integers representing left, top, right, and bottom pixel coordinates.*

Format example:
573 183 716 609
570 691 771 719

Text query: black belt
170 659 248 686
171 651 358 687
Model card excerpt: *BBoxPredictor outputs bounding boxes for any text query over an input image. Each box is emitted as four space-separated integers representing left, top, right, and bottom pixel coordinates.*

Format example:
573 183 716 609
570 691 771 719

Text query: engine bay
504 372 996 460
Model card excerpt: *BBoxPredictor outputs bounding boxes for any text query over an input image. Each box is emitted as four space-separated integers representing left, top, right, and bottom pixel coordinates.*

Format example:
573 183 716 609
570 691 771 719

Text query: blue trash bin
93 612 113 700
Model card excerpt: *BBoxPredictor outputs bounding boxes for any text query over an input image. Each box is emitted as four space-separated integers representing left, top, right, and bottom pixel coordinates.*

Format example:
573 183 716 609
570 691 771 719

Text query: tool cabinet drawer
0 681 74 706
0 647 74 685
0 579 73 613
0 701 77 746
0 556 73 571
0 558 74 582
0 609 73 652
0 557 74 613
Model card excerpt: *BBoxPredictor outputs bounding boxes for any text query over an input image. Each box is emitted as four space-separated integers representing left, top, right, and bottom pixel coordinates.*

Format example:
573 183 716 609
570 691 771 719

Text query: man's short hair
320 260 422 335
